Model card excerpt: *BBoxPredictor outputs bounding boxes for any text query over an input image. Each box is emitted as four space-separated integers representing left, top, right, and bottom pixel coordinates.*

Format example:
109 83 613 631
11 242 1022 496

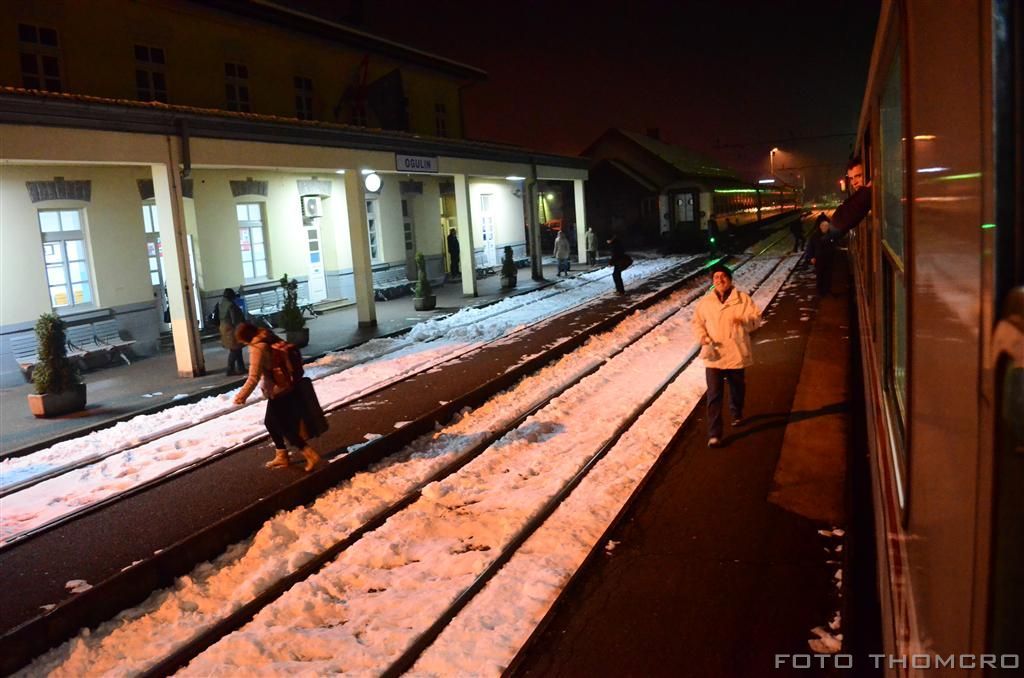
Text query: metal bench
65 323 106 365
294 280 320 316
259 290 282 315
10 334 40 380
373 267 413 301
94 319 135 365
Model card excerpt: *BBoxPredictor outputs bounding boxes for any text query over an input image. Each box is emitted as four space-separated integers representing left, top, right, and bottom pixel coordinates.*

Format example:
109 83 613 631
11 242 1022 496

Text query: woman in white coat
692 264 762 447
553 230 571 277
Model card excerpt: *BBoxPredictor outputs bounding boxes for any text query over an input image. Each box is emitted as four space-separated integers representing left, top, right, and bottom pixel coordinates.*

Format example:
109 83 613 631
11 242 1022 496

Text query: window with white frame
39 209 92 308
224 62 250 112
135 45 167 102
401 198 414 252
366 199 381 262
19 23 62 92
142 203 164 287
236 203 268 280
434 102 448 137
294 76 313 120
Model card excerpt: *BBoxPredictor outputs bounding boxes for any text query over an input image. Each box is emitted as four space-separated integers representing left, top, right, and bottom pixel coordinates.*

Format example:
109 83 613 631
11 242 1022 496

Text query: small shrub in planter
28 313 86 417
413 253 436 311
278 274 309 347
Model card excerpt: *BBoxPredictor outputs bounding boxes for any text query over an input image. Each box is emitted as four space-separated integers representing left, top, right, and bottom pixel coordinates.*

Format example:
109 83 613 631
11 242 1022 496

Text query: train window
879 51 905 262
879 49 909 454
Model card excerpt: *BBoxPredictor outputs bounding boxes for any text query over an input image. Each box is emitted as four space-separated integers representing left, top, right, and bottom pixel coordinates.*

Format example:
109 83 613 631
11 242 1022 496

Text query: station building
0 0 588 387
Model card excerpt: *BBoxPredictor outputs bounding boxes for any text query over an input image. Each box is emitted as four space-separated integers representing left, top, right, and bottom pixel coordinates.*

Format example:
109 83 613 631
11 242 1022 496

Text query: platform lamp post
769 147 779 178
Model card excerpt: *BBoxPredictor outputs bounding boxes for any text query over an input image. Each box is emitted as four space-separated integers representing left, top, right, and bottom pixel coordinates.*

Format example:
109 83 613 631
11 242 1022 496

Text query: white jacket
554 234 571 260
692 287 762 369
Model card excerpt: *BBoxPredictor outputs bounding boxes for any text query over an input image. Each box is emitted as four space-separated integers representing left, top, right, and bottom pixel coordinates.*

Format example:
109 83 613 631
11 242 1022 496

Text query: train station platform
509 253 882 677
0 262 568 456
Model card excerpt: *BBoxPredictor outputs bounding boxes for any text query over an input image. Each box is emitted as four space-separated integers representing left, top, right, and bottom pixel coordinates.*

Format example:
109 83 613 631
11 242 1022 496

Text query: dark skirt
265 389 306 449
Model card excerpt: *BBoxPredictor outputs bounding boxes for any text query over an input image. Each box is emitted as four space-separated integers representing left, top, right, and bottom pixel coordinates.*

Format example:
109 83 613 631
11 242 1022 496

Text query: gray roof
615 130 740 181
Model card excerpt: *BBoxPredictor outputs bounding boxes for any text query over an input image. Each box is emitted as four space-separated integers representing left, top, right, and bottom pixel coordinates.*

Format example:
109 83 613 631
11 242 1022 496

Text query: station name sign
395 154 438 173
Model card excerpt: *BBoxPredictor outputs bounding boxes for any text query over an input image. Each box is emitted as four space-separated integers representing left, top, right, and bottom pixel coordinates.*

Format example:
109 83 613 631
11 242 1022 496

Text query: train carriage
849 0 1022 673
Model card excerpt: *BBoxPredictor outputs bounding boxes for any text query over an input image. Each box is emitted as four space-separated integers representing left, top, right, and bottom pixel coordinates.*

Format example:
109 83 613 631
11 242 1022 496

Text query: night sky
294 0 881 199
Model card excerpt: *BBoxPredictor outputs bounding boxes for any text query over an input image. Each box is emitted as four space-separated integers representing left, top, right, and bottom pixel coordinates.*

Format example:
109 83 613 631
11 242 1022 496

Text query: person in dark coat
233 323 321 471
447 228 461 278
789 218 806 253
608 234 629 294
805 214 837 297
218 288 246 375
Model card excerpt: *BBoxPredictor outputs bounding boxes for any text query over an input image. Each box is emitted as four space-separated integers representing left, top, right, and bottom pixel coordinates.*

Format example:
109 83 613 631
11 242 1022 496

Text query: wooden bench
10 334 40 380
94 319 135 365
373 267 413 301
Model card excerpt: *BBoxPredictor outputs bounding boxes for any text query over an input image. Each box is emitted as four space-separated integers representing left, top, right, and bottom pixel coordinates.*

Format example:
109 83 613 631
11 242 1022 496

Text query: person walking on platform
692 264 763 447
585 226 598 266
233 322 322 471
218 288 246 375
608 234 631 294
554 229 571 277
806 213 837 297
789 217 806 253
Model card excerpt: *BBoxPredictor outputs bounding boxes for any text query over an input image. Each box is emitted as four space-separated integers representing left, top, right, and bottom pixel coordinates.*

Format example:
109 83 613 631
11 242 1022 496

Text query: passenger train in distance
846 0 1021 674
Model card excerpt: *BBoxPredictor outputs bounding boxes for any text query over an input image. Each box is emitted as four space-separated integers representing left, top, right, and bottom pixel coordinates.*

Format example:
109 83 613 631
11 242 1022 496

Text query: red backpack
268 340 304 397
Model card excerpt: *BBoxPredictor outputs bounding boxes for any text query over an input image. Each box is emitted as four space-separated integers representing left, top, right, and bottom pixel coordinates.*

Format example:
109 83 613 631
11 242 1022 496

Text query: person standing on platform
585 227 598 266
218 288 246 375
233 322 322 472
554 229 571 277
789 217 806 253
692 264 762 447
608 234 631 294
806 213 837 297
447 228 461 278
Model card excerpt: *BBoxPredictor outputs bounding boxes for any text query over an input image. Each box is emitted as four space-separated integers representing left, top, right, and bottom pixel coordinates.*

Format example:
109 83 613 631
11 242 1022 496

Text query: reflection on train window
879 48 908 459
880 51 905 262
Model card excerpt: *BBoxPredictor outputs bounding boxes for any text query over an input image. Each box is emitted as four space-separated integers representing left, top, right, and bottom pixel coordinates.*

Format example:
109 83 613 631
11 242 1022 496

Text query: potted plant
27 313 86 417
413 253 436 311
278 274 309 347
500 245 518 290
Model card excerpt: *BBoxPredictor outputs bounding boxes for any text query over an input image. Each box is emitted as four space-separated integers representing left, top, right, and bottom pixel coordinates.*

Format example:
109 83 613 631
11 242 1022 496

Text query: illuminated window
135 45 167 102
225 62 250 112
19 23 62 92
236 203 268 280
294 76 313 120
435 102 448 137
39 209 92 308
366 199 381 262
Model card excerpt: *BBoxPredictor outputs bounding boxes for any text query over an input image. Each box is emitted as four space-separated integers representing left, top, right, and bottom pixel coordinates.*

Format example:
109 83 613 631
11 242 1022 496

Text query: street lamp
769 147 779 177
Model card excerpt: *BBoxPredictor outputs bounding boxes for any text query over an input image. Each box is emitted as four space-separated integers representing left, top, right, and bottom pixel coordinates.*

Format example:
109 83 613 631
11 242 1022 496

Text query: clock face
364 172 382 192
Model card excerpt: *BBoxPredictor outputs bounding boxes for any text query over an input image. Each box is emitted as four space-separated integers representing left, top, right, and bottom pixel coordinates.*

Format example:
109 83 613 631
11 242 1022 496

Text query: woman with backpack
233 322 322 471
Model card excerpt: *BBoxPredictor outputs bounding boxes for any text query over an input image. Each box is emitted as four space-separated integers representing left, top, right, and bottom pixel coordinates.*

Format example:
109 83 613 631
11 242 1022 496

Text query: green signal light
709 237 716 243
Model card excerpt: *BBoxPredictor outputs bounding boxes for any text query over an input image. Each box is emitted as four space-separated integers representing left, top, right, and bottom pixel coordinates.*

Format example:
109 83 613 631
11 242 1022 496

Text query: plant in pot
27 313 86 417
413 253 436 311
500 245 518 290
278 274 309 347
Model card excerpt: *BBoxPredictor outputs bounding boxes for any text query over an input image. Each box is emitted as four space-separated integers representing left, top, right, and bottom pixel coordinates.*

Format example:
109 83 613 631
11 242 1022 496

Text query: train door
671 190 699 234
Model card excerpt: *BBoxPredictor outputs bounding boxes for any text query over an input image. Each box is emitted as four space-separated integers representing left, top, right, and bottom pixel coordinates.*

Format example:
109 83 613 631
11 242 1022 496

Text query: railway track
0 259 708 548
19 231 795 676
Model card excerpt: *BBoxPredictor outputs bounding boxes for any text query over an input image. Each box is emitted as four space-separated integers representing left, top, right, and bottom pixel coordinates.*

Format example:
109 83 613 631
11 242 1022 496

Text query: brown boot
265 449 291 469
300 447 321 472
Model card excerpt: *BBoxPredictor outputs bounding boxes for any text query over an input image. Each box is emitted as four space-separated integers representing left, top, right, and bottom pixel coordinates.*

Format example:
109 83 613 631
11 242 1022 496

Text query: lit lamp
363 171 381 193
769 147 779 177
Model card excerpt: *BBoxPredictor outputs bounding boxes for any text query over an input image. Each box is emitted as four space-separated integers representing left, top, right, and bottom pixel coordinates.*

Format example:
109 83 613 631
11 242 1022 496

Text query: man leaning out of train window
831 157 872 238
